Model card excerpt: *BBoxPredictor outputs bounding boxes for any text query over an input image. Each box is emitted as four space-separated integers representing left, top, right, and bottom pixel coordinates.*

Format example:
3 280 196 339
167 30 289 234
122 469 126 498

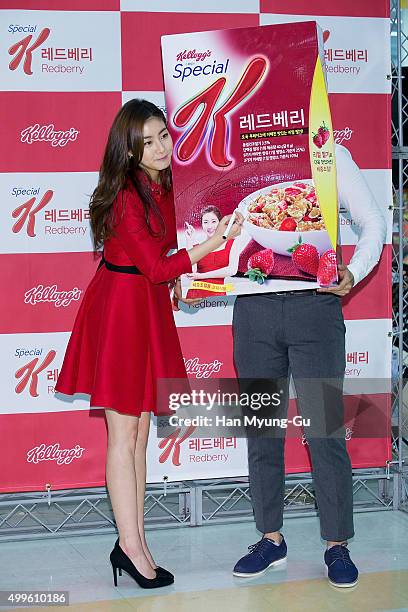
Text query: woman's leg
134 411 157 569
105 408 156 579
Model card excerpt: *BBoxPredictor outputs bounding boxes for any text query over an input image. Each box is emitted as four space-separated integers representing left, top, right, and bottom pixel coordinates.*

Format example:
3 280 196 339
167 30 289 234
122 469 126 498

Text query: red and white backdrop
0 0 392 493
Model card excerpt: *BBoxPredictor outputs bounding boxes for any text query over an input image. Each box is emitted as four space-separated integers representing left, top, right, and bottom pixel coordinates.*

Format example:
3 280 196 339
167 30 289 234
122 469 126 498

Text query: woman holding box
56 99 242 589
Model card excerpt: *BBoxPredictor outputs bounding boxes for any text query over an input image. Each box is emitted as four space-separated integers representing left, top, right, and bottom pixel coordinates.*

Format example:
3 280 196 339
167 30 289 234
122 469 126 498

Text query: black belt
98 255 142 275
266 289 320 296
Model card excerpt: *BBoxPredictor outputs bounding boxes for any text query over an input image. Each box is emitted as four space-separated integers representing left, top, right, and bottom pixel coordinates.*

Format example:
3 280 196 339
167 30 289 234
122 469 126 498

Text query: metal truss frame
191 469 396 526
391 0 408 513
0 1 406 540
0 470 396 540
0 483 192 540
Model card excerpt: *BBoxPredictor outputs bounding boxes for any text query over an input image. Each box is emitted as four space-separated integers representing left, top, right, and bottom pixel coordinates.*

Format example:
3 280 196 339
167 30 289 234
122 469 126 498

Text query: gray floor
0 510 407 610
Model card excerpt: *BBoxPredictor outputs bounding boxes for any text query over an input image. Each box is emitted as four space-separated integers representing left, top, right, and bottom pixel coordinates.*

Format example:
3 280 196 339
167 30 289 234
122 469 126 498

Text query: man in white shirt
231 143 387 588
328 144 387 292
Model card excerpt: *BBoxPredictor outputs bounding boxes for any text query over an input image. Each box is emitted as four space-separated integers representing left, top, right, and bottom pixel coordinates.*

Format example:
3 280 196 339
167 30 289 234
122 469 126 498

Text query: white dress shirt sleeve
335 144 387 286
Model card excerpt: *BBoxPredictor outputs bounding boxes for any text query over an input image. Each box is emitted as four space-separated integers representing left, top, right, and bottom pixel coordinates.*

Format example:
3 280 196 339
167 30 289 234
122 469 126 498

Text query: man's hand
317 263 354 297
173 278 203 307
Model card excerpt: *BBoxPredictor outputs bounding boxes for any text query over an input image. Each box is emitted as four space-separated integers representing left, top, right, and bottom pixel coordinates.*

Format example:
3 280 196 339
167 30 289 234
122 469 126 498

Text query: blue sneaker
233 536 287 577
324 544 358 588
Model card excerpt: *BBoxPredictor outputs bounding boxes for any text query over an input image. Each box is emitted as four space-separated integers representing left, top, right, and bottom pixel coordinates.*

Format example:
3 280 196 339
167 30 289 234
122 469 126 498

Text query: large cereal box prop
162 21 338 297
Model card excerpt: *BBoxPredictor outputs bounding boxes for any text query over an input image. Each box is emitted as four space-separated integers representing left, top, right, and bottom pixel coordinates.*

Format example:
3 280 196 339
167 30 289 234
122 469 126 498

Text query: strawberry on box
162 20 339 297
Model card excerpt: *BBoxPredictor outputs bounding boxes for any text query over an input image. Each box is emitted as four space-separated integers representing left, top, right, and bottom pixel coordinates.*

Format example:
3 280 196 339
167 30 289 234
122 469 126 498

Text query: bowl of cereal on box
240 180 332 256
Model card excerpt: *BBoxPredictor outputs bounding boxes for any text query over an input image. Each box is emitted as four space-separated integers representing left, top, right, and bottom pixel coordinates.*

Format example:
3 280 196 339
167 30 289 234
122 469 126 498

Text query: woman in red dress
55 99 243 589
185 205 242 298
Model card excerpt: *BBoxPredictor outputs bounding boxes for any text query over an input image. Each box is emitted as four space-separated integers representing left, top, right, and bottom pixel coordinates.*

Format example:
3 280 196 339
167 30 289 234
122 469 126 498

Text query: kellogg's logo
334 127 353 145
21 124 79 147
345 427 353 441
24 285 82 308
176 49 211 62
184 357 222 379
27 442 85 465
302 427 354 445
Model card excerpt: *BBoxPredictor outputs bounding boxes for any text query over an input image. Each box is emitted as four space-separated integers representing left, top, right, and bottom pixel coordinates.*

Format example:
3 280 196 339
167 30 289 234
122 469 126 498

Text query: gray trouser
232 292 354 541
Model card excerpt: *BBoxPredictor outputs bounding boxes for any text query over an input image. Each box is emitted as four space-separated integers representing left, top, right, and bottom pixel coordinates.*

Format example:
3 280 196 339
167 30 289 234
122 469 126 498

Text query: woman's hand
168 277 177 291
186 272 202 280
214 211 244 241
187 211 244 266
184 221 195 239
174 278 203 305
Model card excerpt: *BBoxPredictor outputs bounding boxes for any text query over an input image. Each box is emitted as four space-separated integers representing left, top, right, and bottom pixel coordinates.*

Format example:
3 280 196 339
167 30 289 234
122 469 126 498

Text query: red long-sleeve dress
55 177 192 416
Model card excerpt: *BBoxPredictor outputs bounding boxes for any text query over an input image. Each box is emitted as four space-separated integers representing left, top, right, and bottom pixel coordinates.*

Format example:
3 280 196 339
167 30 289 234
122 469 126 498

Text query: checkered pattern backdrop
0 0 392 492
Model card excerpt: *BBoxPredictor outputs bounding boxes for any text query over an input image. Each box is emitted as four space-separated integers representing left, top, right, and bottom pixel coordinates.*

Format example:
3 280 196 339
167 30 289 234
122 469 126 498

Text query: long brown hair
90 99 171 250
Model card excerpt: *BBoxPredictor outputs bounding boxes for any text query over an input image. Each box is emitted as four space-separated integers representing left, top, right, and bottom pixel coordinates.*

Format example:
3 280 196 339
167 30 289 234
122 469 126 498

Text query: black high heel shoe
156 566 174 580
110 539 174 588
113 538 174 582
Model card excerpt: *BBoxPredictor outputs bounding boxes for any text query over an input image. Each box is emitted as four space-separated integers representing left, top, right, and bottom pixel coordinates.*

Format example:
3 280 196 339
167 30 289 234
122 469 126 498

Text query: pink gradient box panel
162 21 342 297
